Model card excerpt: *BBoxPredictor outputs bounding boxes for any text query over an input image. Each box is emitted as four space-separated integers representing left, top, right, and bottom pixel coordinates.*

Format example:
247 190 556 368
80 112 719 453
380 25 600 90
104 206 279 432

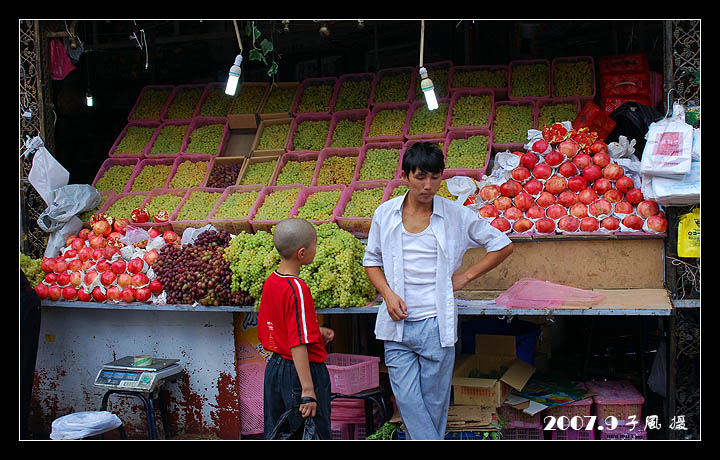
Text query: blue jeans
384 317 455 440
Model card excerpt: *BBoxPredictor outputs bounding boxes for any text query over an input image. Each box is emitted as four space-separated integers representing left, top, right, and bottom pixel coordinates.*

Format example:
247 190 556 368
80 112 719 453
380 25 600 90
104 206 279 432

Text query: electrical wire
233 20 243 53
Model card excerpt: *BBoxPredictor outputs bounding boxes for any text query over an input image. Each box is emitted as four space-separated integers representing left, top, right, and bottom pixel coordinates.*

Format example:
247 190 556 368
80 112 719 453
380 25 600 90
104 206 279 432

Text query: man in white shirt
363 142 514 440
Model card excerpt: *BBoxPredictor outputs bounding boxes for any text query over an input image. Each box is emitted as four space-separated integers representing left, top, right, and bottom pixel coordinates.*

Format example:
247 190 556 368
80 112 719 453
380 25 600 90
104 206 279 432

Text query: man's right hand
385 291 408 321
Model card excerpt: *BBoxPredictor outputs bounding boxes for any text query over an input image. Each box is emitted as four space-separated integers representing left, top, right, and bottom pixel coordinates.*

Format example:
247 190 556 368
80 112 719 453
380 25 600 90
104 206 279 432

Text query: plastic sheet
495 278 605 310
50 411 122 440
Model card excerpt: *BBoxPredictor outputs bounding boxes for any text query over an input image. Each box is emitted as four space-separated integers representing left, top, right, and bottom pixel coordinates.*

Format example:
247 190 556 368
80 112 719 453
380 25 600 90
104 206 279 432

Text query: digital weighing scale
93 356 184 439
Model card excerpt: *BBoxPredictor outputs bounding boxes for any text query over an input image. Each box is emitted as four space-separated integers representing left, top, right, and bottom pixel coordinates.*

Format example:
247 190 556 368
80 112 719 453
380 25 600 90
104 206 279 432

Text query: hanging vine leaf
268 61 279 77
260 38 274 55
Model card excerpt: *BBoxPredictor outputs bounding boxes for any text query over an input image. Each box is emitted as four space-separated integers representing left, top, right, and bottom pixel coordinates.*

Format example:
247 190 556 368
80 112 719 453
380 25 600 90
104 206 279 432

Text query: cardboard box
452 334 535 407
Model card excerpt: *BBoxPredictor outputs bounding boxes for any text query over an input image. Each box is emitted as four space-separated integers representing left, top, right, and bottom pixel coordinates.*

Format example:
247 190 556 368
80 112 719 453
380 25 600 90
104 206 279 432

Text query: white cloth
401 224 438 321
364 193 512 347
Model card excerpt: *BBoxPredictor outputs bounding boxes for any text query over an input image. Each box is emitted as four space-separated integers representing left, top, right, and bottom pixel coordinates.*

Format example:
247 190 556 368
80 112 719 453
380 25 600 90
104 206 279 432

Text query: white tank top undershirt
401 223 438 321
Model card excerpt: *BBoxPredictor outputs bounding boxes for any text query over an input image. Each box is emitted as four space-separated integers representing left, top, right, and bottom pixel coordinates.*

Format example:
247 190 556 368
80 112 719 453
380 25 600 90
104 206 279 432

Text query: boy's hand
319 327 335 346
299 389 318 418
385 291 408 321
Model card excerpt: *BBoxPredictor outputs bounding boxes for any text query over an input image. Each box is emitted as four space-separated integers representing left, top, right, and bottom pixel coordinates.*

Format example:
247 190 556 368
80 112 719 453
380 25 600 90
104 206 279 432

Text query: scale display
93 356 182 393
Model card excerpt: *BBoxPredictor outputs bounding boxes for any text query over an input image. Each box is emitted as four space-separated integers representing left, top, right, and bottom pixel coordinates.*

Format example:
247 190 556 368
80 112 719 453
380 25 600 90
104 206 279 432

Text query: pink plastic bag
50 38 76 80
495 278 605 309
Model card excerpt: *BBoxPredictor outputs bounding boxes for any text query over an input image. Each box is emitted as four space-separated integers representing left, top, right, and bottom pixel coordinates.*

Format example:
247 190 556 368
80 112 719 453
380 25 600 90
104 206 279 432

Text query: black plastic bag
268 409 321 440
606 102 663 160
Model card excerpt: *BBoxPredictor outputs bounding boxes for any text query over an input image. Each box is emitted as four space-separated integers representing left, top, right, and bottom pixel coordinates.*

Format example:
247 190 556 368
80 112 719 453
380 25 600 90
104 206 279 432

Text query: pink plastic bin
449 65 509 100
363 103 410 144
552 428 596 440
127 85 174 122
370 66 415 106
447 88 495 132
328 109 369 149
498 404 543 429
315 148 361 186
292 184 346 225
492 99 537 153
501 427 543 440
383 178 409 202
287 113 333 153
146 120 192 158
331 73 376 112
195 82 233 118
161 84 206 121
169 187 226 235
291 77 338 116
91 157 141 195
335 180 389 238
126 157 175 193
326 353 380 395
536 97 581 128
108 121 160 159
509 59 551 100
443 129 492 180
599 422 647 440
181 117 230 156
248 185 304 233
545 382 593 420
137 188 188 234
97 191 149 222
552 56 596 103
413 60 453 101
272 151 321 187
586 380 645 425
166 155 213 190
356 141 404 182
405 99 450 140
208 185 264 235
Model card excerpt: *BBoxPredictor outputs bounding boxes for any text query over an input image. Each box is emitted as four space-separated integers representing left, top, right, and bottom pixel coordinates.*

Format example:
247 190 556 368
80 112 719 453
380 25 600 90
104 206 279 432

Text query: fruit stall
19 20 699 441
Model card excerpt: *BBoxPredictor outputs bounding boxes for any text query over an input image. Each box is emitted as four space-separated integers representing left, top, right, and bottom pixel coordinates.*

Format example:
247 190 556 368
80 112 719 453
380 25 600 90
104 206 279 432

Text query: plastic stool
50 411 127 440
331 387 389 438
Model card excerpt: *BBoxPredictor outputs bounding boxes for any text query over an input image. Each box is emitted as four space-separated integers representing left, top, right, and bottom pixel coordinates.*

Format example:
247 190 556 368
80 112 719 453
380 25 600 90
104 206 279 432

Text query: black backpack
605 102 663 160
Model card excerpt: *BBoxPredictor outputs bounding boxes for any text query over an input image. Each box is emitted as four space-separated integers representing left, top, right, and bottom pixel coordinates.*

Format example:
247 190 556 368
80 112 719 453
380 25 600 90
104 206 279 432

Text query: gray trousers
384 317 455 440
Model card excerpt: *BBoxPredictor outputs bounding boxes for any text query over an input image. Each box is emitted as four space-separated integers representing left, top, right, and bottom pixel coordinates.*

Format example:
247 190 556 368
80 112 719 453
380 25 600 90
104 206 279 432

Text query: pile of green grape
390 185 408 198
105 194 147 220
408 102 449 136
213 191 259 220
415 69 449 100
256 123 290 151
95 164 135 194
149 124 188 156
145 193 183 218
175 190 222 221
169 160 209 189
296 190 341 221
342 187 385 218
450 95 492 128
358 148 400 181
538 103 579 128
21 253 44 286
330 119 366 148
334 79 372 111
261 85 297 114
131 88 171 120
510 63 549 98
253 187 301 221
166 88 203 119
229 85 267 114
374 72 411 103
292 120 330 151
223 223 377 309
131 164 172 192
316 155 356 186
114 126 156 155
78 194 110 222
493 104 534 144
445 135 489 170
275 159 317 186
199 87 233 117
367 109 407 138
240 160 278 186
186 123 224 155
437 180 458 201
296 84 334 113
553 60 594 97
452 69 507 89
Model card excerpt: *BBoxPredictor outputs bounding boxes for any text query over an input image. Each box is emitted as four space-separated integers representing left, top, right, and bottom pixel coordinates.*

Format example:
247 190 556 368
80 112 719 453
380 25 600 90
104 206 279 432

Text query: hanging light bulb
85 89 94 107
225 54 243 96
319 23 330 37
419 67 438 111
282 20 290 33
357 20 365 30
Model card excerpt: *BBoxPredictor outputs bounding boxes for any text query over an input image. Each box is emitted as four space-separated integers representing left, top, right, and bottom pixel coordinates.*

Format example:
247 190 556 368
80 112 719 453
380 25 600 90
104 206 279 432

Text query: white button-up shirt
363 193 512 347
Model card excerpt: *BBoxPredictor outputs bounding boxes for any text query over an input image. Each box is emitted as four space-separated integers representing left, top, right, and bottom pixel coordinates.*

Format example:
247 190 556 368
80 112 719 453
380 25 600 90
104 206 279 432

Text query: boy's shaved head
273 218 317 259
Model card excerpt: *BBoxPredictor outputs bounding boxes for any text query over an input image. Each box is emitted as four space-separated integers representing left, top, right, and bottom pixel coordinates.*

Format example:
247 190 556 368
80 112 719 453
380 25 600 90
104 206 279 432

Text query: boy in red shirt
258 218 335 439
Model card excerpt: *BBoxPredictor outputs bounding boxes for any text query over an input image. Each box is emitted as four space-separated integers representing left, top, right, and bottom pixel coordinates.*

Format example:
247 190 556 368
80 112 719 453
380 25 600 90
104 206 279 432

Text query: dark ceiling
42 19 665 185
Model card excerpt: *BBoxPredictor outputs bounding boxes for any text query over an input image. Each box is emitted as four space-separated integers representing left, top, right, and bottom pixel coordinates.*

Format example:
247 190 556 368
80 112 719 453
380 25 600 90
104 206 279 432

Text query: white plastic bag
446 176 478 207
37 184 102 233
645 156 700 206
26 136 70 206
640 102 694 178
181 224 217 246
50 411 122 440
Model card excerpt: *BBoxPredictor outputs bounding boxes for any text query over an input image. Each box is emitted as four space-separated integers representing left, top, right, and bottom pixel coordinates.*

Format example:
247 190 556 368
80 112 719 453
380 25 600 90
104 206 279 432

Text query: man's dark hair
401 141 445 177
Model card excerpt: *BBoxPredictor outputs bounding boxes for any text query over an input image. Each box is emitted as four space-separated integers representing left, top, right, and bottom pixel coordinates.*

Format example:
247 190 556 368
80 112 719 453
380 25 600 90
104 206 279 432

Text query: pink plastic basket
97 191 149 222
292 185 346 225
327 109 369 149
443 129 492 180
208 185 263 235
363 103 410 143
272 152 321 187
405 99 450 140
315 148 361 186
413 60 453 101
498 404 543 429
166 155 213 190
371 66 416 106
501 427 543 440
446 88 495 132
536 97 582 128
195 82 234 118
599 422 647 440
126 157 175 192
383 178 409 202
492 99 537 153
335 180 389 238
509 59 551 100
356 142 404 182
91 157 141 195
287 113 333 153
127 85 174 122
145 120 192 158
331 73 376 112
552 56 596 103
552 428 596 440
495 278 606 310
449 65 509 99
326 353 380 395
108 121 160 159
238 360 266 435
248 185 304 233
169 187 225 235
161 84 206 121
181 117 230 156
545 382 593 419
292 77 338 116
586 380 645 424
138 188 187 234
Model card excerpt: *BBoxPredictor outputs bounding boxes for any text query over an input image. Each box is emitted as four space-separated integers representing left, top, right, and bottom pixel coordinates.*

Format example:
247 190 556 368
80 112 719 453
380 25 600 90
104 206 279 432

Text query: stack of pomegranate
33 214 181 303
479 128 668 235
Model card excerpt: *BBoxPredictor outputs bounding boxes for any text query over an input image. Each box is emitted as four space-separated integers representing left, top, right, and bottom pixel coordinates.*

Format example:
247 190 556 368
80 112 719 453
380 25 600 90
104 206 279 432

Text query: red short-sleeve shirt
257 271 327 363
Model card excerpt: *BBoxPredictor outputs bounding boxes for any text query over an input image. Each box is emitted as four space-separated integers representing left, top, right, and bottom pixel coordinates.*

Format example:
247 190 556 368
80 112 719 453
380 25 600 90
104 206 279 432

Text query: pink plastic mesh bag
495 278 605 309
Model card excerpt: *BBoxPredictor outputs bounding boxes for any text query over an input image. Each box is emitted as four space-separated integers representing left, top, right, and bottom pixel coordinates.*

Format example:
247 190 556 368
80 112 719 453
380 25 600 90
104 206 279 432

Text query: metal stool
331 387 389 437
50 411 127 440
100 389 171 440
